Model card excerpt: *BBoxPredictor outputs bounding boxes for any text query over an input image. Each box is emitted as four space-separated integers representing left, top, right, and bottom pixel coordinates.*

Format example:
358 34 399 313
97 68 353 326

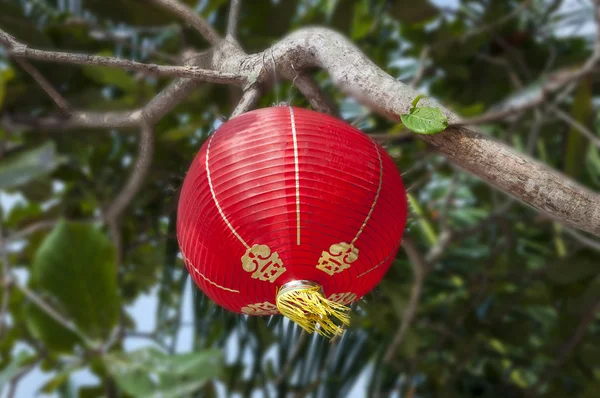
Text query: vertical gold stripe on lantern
205 132 250 250
205 130 287 283
316 141 383 275
289 106 301 245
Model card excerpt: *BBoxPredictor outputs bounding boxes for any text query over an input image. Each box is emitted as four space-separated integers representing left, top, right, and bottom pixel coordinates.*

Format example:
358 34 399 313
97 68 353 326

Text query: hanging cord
286 63 301 106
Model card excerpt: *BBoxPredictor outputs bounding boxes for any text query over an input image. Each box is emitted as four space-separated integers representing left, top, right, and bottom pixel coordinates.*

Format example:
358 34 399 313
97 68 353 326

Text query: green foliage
0 141 64 189
26 220 120 350
104 348 223 397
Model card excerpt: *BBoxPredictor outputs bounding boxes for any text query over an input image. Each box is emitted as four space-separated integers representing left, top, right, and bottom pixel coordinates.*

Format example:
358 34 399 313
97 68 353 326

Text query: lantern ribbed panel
177 107 407 314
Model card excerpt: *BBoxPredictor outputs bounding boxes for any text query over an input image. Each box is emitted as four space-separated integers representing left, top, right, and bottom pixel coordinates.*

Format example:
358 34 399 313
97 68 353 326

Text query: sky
0 0 595 397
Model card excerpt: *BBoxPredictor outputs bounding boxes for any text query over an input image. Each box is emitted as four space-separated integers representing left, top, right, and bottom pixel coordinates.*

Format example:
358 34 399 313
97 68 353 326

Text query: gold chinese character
241 301 279 315
316 242 359 275
241 244 286 282
327 292 357 306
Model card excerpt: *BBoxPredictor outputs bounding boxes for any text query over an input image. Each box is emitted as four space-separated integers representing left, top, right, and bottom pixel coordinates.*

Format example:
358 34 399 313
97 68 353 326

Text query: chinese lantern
177 106 407 337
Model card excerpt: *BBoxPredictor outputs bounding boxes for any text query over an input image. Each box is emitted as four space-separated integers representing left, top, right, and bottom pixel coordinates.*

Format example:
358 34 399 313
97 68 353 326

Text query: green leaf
0 66 16 109
351 0 373 40
40 367 77 393
401 106 448 135
26 220 120 351
564 80 593 178
0 142 64 190
104 347 223 398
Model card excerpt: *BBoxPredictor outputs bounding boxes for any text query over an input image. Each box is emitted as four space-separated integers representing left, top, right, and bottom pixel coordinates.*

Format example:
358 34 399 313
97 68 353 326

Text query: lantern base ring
275 280 351 338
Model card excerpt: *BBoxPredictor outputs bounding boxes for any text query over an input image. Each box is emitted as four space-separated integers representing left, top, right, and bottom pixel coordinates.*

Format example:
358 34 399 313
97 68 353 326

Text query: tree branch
238 27 600 237
17 284 93 345
0 215 13 339
294 74 337 115
6 220 59 243
227 0 242 40
550 104 600 149
528 296 600 397
384 236 429 363
3 23 600 238
231 87 261 118
104 121 155 223
0 30 242 85
1 110 141 131
149 0 221 45
12 58 71 114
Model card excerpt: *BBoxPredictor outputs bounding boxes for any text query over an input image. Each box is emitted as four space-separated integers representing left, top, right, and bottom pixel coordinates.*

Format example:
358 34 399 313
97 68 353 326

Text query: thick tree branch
227 0 242 40
237 27 600 237
149 0 221 45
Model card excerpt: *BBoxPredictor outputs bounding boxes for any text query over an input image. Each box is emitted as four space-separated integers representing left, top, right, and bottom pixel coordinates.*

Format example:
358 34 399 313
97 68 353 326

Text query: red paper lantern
177 106 407 337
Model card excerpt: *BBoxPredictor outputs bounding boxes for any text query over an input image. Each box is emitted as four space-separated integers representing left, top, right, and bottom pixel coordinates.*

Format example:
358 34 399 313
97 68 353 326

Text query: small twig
0 215 13 338
6 358 40 398
456 1 600 128
0 30 71 114
104 121 155 223
368 131 413 142
453 66 600 127
564 227 600 252
231 87 261 118
16 284 93 345
149 0 222 45
434 0 532 48
227 0 242 40
294 74 337 115
437 173 459 229
7 220 58 243
527 297 600 397
384 236 429 363
425 229 452 265
0 30 242 85
410 46 430 88
124 331 170 351
13 58 71 114
550 104 600 149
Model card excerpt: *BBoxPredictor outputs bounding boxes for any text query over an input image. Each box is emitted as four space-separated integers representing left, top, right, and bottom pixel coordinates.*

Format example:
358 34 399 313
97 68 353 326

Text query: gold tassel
276 281 351 338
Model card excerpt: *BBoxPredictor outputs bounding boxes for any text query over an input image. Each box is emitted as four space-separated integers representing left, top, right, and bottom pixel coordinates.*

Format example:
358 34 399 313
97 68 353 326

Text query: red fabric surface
177 106 407 314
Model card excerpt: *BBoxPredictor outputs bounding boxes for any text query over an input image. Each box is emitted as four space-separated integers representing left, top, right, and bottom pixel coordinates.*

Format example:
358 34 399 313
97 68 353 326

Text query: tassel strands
276 280 351 338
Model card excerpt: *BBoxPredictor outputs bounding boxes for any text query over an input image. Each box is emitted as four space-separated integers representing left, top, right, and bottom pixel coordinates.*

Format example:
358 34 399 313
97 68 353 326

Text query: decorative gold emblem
241 244 286 282
327 292 357 305
316 242 359 275
241 301 279 315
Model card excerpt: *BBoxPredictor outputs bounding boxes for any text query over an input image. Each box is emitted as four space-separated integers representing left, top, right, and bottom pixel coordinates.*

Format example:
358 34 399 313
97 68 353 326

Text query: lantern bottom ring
275 280 351 338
